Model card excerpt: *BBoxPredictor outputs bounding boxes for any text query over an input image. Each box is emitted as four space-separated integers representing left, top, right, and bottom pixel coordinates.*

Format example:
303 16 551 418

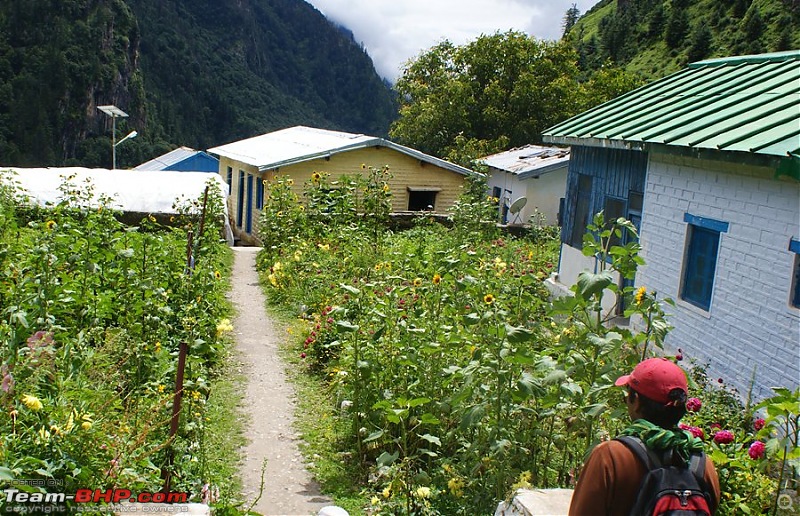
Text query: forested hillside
566 0 800 80
0 0 396 168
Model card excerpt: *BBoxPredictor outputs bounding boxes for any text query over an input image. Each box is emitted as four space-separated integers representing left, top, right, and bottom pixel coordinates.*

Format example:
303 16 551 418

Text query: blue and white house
542 50 800 400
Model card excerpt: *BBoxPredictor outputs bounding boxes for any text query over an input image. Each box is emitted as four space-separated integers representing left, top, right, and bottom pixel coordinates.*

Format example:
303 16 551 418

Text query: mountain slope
0 0 397 168
566 0 800 80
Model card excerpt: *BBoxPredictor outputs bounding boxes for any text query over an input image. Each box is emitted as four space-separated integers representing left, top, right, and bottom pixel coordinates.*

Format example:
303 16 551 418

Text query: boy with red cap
569 358 720 515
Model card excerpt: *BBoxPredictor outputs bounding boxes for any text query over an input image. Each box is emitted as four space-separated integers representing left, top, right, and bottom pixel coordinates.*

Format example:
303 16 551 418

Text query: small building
134 146 219 173
481 145 569 226
542 50 800 399
208 126 476 241
6 167 233 243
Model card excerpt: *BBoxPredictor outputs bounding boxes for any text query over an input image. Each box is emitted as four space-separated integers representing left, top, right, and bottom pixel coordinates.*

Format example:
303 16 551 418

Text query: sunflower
483 294 495 305
432 273 442 285
413 277 423 287
312 172 321 182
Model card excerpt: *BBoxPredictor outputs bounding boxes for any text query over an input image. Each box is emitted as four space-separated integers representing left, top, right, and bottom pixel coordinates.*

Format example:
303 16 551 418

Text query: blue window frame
790 239 800 309
236 170 244 228
681 213 729 311
245 174 253 234
256 177 264 210
569 174 593 248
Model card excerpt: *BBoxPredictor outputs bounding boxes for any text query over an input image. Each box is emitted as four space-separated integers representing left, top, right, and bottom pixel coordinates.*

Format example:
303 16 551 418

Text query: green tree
562 4 581 39
687 24 713 62
665 3 690 49
390 31 583 164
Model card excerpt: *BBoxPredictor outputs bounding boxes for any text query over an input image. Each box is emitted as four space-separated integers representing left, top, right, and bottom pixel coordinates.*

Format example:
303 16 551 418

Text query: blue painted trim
684 213 729 233
789 238 800 254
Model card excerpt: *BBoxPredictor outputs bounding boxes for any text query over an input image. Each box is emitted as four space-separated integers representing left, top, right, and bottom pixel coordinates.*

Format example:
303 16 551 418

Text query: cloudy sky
304 0 601 82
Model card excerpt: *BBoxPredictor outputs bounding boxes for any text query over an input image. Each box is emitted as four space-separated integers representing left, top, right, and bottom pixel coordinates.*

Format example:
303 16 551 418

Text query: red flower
686 397 702 412
748 441 766 459
679 423 705 440
710 422 722 430
300 352 307 359
753 418 766 431
713 430 734 444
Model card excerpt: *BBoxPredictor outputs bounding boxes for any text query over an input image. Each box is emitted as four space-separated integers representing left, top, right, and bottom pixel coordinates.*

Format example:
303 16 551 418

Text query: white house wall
487 167 567 225
637 152 800 399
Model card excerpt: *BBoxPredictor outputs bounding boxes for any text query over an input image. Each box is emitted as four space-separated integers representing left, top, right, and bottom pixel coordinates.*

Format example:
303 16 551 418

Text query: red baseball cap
615 358 688 405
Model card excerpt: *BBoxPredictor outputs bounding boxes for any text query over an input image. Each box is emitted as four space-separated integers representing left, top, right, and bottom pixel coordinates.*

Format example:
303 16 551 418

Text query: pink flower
679 423 705 440
713 430 735 444
710 422 722 430
748 441 766 459
686 397 702 412
753 418 766 431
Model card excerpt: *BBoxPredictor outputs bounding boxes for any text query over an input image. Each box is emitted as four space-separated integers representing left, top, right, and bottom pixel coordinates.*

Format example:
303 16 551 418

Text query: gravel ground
229 246 333 516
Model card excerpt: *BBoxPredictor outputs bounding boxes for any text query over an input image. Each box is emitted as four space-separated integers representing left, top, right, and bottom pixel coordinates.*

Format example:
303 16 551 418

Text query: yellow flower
148 215 156 223
49 425 62 436
273 262 282 271
45 220 56 230
214 270 222 280
81 421 92 431
191 390 201 400
414 486 431 499
382 487 391 498
483 294 495 305
374 263 382 271
413 277 423 287
216 318 234 336
268 273 278 287
447 477 464 497
154 341 162 352
382 184 390 193
432 273 441 285
361 163 366 169
370 496 380 505
37 426 50 442
22 394 43 411
318 243 330 251
157 384 166 394
287 179 294 186
635 286 647 305
312 172 321 182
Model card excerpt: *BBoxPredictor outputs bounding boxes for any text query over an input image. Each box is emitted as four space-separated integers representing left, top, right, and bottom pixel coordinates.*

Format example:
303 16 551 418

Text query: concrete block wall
637 153 800 400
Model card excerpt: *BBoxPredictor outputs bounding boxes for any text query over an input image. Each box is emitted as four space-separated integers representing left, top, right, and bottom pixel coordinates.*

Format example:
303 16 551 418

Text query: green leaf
419 433 441 446
575 271 613 299
420 413 440 425
376 450 399 467
336 320 359 332
340 284 361 296
364 430 384 443
463 313 480 325
505 324 534 344
407 397 431 408
0 467 13 481
460 404 486 430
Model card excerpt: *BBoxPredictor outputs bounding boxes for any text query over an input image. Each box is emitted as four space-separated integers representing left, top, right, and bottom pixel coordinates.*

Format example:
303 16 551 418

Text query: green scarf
620 419 705 463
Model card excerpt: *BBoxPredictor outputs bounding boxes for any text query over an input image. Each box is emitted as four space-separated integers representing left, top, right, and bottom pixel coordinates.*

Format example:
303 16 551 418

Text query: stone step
495 488 574 516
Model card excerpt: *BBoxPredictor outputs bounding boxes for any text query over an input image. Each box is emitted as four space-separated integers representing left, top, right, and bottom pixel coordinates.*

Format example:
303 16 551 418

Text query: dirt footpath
229 246 332 516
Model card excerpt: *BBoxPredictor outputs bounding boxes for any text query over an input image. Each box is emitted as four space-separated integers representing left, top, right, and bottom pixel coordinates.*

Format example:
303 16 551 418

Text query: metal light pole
98 105 129 169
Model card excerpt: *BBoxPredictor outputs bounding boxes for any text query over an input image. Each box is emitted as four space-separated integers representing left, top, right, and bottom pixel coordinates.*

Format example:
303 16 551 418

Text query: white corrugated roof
208 125 475 176
481 145 570 178
5 167 229 217
134 146 201 171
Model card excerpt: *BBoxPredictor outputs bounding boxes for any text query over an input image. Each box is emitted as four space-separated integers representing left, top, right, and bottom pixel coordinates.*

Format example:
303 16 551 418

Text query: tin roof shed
542 50 800 180
481 145 570 179
134 146 219 173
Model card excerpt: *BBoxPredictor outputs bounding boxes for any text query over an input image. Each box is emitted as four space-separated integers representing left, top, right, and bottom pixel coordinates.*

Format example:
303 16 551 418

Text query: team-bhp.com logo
3 483 188 513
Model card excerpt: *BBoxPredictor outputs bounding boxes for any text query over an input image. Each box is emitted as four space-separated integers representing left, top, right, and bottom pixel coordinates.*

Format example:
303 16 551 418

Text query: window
256 177 264 210
680 213 729 311
790 239 800 309
604 197 626 248
569 174 593 248
226 166 232 186
407 187 440 211
236 170 244 228
245 174 253 233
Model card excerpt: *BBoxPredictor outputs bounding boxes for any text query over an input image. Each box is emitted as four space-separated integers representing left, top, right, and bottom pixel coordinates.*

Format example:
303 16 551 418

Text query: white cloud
304 0 600 81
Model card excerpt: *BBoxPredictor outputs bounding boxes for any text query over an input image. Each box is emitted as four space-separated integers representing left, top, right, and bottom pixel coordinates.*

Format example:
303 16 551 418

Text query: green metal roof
542 50 800 180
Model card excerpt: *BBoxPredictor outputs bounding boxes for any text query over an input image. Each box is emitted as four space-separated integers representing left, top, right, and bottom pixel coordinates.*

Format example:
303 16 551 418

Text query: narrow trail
229 246 332 516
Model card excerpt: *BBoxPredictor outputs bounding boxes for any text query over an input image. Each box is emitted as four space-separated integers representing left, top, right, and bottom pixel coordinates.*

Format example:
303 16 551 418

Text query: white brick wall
637 153 800 400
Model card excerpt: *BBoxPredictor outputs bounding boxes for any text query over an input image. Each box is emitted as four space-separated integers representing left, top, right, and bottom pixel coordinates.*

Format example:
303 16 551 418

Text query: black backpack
616 435 713 516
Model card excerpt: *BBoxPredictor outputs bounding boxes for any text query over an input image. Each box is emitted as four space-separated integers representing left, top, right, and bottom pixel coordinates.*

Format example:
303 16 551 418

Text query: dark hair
629 388 687 428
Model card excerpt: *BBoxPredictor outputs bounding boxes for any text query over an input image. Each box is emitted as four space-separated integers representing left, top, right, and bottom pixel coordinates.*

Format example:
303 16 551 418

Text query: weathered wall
637 152 800 399
217 147 469 241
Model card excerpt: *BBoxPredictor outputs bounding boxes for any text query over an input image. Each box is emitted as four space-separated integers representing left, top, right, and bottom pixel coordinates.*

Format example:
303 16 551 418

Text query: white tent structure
2 167 233 244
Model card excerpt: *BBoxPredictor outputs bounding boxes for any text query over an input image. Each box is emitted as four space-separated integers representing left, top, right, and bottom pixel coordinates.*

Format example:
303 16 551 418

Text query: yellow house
208 126 476 241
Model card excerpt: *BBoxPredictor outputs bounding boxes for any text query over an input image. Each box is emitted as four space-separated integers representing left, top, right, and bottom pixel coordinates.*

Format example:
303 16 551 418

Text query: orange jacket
569 440 721 516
